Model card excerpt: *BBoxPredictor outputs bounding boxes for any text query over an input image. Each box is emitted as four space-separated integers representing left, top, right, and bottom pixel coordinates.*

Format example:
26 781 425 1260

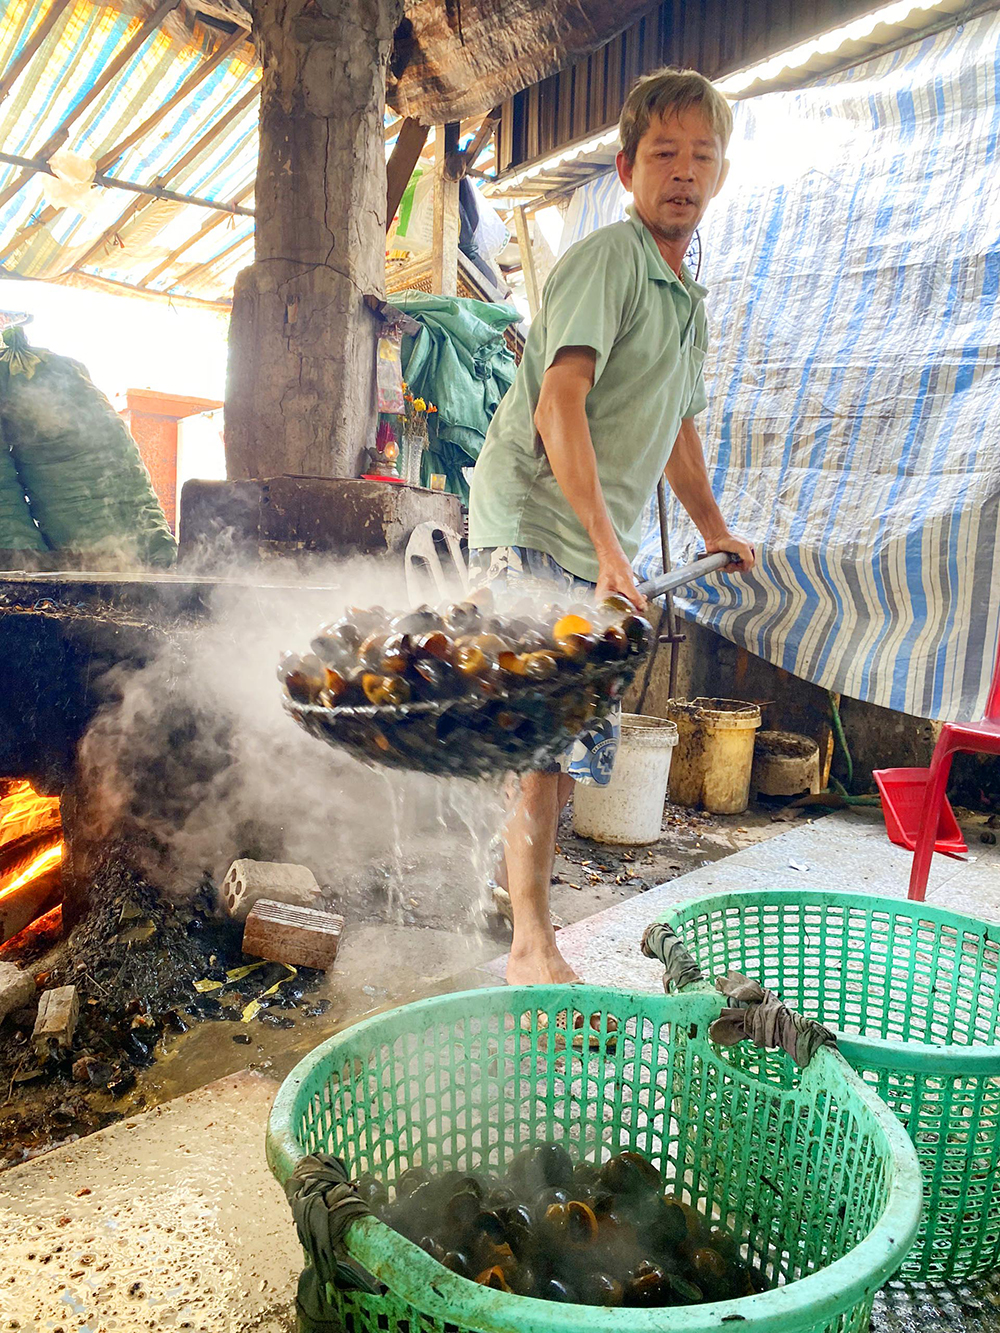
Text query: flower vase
403 423 426 486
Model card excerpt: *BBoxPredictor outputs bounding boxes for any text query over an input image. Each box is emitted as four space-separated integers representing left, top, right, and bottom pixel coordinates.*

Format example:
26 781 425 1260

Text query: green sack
0 418 47 552
0 328 177 567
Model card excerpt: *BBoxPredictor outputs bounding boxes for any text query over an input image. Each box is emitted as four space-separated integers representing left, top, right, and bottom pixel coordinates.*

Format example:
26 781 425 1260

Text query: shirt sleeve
539 238 636 384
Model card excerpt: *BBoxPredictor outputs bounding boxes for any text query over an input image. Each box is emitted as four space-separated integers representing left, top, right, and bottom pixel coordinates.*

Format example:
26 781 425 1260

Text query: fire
0 842 63 904
0 780 63 906
0 780 61 850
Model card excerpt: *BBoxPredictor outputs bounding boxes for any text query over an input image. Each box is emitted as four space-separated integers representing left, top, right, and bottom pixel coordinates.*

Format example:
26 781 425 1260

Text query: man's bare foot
506 947 579 986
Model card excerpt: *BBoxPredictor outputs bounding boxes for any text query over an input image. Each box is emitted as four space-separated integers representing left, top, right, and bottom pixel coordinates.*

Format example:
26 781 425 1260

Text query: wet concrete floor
3 807 1000 1329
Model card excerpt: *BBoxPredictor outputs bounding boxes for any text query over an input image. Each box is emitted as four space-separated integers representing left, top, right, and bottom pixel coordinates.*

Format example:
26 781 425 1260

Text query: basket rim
658 888 1000 1071
266 984 922 1333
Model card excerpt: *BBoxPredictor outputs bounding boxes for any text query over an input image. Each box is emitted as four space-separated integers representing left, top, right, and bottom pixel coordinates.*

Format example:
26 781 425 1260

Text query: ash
0 853 324 1170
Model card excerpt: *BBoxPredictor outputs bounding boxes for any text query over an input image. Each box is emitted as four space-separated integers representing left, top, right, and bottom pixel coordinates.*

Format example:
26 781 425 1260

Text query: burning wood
0 780 64 943
0 780 61 848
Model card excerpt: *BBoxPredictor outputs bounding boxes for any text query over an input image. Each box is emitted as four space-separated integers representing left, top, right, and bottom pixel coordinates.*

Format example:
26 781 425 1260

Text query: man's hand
703 532 756 573
595 545 647 610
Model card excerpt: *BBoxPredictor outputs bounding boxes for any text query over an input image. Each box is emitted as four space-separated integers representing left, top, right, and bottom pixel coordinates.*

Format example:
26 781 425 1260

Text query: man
467 67 756 989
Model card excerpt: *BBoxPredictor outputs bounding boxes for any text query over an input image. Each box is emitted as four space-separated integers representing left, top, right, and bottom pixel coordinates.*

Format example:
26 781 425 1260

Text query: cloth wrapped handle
640 922 836 1068
285 1153 384 1328
641 920 706 992
710 970 837 1068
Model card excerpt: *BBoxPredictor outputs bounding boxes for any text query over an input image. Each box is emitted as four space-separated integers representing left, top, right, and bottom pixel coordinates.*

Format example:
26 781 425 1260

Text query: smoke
74 553 506 917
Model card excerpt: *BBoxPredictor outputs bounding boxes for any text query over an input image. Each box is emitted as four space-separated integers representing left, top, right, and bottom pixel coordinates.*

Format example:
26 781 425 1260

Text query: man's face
617 107 729 247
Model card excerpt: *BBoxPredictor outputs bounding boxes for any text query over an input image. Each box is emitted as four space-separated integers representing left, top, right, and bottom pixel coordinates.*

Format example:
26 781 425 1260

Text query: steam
74 554 505 919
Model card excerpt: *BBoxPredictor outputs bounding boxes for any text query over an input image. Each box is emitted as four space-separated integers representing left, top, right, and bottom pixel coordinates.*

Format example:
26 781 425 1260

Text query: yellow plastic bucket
665 697 761 814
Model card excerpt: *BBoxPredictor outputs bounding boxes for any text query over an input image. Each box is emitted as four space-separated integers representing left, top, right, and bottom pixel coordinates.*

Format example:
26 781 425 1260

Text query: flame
0 780 61 850
0 842 64 904
0 781 63 906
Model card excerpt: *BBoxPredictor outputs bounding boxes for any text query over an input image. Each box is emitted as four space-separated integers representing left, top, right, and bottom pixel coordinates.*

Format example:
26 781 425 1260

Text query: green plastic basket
267 984 920 1333
655 890 1000 1282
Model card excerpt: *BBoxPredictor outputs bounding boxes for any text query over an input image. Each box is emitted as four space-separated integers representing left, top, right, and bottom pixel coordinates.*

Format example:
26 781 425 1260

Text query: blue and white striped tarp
629 10 1000 721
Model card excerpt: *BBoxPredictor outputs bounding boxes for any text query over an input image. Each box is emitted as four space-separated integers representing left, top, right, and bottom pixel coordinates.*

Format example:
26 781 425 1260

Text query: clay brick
242 900 344 971
0 962 35 1023
32 984 79 1055
221 859 321 923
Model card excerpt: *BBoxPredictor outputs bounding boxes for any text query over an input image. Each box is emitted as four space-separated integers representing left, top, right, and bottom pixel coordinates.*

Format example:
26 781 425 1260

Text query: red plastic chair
899 630 1000 901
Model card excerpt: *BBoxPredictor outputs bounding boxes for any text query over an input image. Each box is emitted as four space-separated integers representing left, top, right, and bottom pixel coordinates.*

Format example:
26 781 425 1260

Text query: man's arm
664 417 756 572
534 346 646 608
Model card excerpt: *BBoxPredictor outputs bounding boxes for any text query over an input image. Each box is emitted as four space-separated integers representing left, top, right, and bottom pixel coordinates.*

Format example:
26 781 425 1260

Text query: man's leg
503 770 576 986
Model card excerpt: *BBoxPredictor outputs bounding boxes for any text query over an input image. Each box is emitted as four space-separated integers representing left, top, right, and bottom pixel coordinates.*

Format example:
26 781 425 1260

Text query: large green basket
656 890 1000 1282
267 985 920 1333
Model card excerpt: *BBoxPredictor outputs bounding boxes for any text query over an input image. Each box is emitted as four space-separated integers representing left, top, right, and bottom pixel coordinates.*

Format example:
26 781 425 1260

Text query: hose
828 690 854 793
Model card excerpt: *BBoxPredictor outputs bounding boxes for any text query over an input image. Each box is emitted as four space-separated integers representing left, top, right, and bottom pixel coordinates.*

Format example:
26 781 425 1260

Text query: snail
366 1146 760 1309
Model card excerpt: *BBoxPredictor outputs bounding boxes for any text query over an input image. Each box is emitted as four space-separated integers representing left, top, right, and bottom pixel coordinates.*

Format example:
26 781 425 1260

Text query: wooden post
432 122 460 297
514 205 540 317
225 0 403 482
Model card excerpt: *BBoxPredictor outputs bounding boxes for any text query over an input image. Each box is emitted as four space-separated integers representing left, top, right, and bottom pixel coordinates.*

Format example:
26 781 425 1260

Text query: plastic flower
413 397 427 412
427 403 438 413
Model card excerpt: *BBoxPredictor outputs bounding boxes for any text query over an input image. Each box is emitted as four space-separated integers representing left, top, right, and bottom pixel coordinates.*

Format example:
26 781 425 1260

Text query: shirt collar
626 204 708 300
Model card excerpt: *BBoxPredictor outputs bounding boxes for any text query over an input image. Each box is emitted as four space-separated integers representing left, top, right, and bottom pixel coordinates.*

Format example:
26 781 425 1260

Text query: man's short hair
619 67 733 165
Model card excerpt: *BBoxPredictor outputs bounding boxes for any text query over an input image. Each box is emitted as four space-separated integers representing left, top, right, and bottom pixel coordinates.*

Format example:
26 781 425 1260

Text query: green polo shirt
468 205 709 584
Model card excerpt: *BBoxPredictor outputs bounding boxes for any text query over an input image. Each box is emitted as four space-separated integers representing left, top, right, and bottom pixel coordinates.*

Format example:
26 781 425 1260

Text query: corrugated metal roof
0 0 258 306
490 0 984 197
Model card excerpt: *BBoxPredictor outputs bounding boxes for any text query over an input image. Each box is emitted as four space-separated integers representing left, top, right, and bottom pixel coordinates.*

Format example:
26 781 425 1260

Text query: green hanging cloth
392 291 519 503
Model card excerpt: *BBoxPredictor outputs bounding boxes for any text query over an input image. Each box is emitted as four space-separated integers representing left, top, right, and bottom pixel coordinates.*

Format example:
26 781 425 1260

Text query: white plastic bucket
572 714 678 845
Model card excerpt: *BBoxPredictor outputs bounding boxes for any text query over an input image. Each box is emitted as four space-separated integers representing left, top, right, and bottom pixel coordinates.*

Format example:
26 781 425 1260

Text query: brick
242 900 344 971
0 962 35 1023
221 860 321 923
32 984 79 1056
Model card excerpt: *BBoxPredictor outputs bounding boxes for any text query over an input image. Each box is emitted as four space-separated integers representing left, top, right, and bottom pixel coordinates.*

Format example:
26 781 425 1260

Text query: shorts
467 544 620 786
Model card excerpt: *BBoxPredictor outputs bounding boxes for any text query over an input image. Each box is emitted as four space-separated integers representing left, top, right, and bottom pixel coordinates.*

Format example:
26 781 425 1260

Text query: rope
710 971 837 1068
284 1153 383 1329
641 921 706 991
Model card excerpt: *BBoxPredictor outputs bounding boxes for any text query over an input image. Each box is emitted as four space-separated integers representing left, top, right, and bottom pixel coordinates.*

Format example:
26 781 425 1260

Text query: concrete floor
478 806 1000 989
0 1072 299 1332
2 808 999 1330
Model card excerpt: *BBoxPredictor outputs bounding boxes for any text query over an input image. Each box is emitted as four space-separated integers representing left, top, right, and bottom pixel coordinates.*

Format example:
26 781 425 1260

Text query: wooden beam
168 228 251 292
97 29 245 172
385 118 428 231
513 205 540 317
384 115 403 141
140 182 255 285
53 268 232 311
0 150 254 216
71 83 260 271
431 123 459 297
0 0 183 213
0 0 72 104
464 107 501 168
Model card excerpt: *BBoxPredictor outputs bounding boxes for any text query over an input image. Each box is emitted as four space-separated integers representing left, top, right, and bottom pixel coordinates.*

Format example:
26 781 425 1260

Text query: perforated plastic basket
267 984 920 1333
656 890 1000 1282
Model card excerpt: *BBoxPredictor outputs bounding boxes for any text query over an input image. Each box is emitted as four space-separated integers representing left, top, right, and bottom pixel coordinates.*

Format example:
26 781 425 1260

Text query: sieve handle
641 921 707 992
637 550 735 602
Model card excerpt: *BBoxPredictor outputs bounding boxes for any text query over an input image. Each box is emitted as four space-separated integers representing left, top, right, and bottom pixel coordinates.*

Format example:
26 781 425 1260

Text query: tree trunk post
225 0 403 482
